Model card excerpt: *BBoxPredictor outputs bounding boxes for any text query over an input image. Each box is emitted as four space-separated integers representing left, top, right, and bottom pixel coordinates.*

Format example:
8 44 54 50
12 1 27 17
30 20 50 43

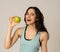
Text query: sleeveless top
20 26 41 52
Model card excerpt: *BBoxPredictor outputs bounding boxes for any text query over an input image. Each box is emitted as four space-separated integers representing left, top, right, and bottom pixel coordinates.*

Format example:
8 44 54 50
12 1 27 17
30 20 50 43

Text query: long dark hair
24 6 49 39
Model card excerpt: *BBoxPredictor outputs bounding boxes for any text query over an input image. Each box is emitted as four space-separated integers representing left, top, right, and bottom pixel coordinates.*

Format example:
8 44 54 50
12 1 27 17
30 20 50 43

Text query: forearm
4 25 13 48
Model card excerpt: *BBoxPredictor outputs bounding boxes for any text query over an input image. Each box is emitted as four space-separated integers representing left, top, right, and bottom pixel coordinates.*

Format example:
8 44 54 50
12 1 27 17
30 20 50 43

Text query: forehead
27 8 35 13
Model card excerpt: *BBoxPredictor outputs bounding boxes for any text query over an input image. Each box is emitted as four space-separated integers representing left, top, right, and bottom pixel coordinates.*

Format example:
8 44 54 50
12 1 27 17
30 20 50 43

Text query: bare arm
40 32 49 52
10 27 23 47
4 17 23 49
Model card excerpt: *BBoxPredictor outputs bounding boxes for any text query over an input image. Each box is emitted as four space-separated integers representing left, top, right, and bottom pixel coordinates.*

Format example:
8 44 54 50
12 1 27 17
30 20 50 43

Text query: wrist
8 24 13 30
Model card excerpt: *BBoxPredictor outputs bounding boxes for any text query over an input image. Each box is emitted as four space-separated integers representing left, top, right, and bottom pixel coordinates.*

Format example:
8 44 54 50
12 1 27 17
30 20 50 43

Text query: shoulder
16 27 24 31
15 27 24 33
39 31 49 42
15 27 25 37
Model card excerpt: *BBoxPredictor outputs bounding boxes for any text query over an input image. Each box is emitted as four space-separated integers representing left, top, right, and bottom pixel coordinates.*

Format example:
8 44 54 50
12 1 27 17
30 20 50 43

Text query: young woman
4 6 49 52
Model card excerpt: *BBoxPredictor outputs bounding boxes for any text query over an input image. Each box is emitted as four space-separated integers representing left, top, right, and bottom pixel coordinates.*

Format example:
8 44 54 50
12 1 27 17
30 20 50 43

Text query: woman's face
25 8 36 25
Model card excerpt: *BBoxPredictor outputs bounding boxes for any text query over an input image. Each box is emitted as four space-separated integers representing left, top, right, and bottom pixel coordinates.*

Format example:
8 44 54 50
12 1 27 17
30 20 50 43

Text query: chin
26 23 31 25
26 22 35 25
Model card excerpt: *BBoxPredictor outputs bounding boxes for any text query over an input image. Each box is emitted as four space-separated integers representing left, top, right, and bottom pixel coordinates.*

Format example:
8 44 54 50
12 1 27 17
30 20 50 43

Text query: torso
20 26 42 52
21 27 42 42
18 27 42 42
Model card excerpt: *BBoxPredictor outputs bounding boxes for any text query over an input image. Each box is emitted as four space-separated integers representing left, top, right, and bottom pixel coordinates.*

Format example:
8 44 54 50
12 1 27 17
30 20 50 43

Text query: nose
28 14 31 18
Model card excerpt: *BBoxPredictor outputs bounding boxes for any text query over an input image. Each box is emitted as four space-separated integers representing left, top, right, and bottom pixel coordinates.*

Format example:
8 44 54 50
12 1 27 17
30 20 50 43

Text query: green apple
14 16 21 23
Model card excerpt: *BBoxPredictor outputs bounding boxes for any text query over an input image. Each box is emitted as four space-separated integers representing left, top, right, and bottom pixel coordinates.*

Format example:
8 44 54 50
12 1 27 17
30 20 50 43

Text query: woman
4 6 49 52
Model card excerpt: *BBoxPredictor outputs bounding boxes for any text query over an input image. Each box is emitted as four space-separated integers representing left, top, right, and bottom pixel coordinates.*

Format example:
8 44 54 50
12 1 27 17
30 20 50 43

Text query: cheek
25 15 28 20
25 15 28 18
31 16 36 22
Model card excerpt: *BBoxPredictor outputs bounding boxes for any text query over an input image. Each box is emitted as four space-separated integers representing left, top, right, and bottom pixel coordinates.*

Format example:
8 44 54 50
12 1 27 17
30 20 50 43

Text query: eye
31 13 35 16
32 14 34 16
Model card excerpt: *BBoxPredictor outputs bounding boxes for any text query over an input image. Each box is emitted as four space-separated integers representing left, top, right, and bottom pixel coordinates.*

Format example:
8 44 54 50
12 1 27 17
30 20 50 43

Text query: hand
9 16 19 27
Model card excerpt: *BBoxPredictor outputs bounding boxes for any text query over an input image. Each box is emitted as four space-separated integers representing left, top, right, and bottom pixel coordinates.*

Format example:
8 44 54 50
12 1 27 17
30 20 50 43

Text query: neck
26 24 37 31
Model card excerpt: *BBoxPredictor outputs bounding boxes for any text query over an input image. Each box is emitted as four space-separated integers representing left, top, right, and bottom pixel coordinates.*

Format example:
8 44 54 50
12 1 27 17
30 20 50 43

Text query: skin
4 8 48 52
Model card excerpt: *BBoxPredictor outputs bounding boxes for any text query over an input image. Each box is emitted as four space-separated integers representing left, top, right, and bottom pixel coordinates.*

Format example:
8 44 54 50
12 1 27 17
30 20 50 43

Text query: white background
0 0 60 52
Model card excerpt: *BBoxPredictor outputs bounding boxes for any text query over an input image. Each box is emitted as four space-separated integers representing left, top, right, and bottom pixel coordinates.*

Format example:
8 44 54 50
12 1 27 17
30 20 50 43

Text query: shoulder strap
20 26 26 38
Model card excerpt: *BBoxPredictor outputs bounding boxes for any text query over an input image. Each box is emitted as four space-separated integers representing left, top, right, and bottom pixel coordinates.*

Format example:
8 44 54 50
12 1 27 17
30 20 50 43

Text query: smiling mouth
27 19 31 22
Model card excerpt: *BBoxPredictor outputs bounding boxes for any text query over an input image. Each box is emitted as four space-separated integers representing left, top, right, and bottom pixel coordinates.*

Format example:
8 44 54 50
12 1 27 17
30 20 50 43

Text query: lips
27 19 31 22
